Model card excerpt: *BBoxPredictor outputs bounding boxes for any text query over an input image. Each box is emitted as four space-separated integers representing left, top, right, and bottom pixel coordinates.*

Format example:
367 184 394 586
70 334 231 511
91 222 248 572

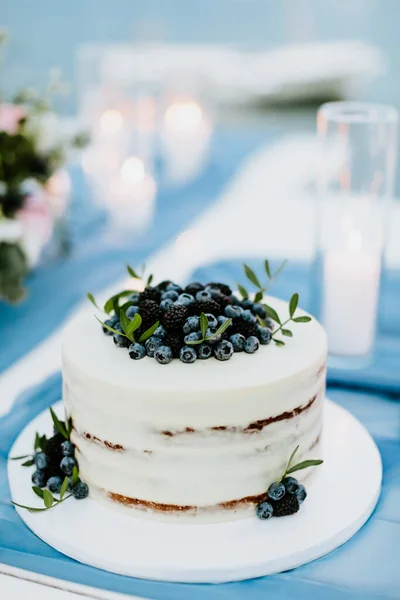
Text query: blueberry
184 331 202 344
196 290 212 302
72 481 89 500
295 484 307 504
176 293 195 307
34 452 49 470
128 342 146 360
179 345 197 363
231 295 241 305
214 340 234 361
154 345 173 365
283 476 299 494
32 470 46 487
113 325 129 348
144 336 162 357
160 298 174 311
256 501 274 520
154 325 167 339
128 292 140 305
166 283 182 294
126 305 140 319
204 285 222 300
60 456 77 475
162 290 179 302
217 315 229 326
47 475 63 493
205 327 221 345
240 299 253 310
183 316 200 334
244 336 260 354
242 309 257 324
253 303 267 319
267 481 285 501
224 305 243 318
102 318 116 336
230 333 245 352
61 441 74 457
257 326 272 345
204 313 218 328
184 282 204 295
198 343 213 359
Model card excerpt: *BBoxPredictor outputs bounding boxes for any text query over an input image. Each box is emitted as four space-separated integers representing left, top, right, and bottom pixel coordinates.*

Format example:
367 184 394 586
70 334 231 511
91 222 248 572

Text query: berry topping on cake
271 494 300 517
214 340 234 361
162 304 189 332
128 342 146 360
60 456 77 475
154 345 174 364
267 481 285 501
244 335 260 354
145 336 162 358
47 475 63 494
139 287 161 304
256 501 274 520
179 345 197 363
230 333 245 352
197 343 213 359
72 481 89 500
31 470 46 487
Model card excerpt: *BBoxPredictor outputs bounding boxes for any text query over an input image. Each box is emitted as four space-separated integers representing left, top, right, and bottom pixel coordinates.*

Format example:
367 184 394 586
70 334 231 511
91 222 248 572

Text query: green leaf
264 259 271 279
104 290 135 315
237 284 249 300
95 316 126 338
244 264 262 289
119 300 134 313
49 407 68 440
256 315 267 328
127 313 142 336
281 329 293 337
200 313 208 338
43 489 54 508
281 445 299 480
34 432 40 451
119 310 130 335
185 338 204 346
139 321 160 343
286 459 324 475
254 290 264 303
272 259 287 280
127 264 140 279
289 293 299 318
264 304 281 324
146 274 153 286
213 317 232 338
60 476 69 500
86 292 101 311
10 454 31 461
21 459 35 467
12 501 49 513
32 486 44 499
273 339 285 346
72 465 80 487
293 316 312 323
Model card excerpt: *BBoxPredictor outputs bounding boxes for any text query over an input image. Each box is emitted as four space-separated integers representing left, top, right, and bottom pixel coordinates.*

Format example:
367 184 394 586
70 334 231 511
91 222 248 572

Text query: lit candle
322 229 381 356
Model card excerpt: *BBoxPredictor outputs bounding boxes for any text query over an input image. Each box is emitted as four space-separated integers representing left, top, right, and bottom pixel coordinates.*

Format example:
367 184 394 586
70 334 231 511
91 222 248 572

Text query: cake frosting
62 296 327 523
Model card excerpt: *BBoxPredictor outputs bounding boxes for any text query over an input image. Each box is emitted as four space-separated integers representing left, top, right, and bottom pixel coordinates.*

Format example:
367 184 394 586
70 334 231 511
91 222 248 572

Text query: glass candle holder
316 102 398 365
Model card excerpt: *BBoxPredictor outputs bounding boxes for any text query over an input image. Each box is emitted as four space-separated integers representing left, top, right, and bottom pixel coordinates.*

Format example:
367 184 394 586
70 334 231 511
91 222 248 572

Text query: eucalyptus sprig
96 312 160 345
186 313 232 346
127 263 153 287
12 465 80 513
238 259 287 303
281 445 323 481
87 290 138 316
264 292 311 346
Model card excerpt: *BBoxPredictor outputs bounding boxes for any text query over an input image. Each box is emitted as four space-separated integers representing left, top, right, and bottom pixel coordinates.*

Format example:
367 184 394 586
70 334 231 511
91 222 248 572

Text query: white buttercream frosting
62 296 327 522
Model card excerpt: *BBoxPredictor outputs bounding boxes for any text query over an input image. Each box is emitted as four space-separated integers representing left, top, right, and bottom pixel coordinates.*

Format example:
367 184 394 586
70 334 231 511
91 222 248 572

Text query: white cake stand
8 400 381 584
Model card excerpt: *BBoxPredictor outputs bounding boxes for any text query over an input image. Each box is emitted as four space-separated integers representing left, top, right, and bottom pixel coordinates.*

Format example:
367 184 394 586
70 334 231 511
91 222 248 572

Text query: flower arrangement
0 33 88 302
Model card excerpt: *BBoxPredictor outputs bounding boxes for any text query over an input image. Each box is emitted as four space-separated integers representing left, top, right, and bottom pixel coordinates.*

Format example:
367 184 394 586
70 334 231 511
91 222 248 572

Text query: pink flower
0 103 25 134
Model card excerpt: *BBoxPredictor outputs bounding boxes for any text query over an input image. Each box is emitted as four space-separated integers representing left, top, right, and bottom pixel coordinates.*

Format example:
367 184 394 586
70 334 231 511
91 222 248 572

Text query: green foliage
0 242 28 303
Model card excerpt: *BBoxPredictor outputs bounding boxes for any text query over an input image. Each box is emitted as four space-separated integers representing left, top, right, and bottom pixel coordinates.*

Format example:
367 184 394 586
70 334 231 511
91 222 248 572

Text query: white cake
62 296 327 523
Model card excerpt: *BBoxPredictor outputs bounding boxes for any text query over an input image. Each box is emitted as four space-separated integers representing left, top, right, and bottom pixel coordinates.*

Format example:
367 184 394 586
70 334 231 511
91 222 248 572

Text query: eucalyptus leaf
10 454 31 461
72 465 80 487
43 489 54 508
289 293 299 318
200 313 208 338
254 290 264 303
139 321 160 343
127 264 140 279
256 315 267 328
286 459 323 475
86 292 101 311
214 317 232 337
95 316 126 338
12 501 49 513
274 339 285 346
146 274 153 286
119 310 130 335
60 476 69 500
127 313 142 335
264 259 271 279
237 284 249 300
281 445 299 480
281 329 293 337
34 432 40 451
244 264 262 289
32 486 44 499
293 316 312 323
21 459 35 467
49 407 68 440
186 338 204 346
264 304 281 324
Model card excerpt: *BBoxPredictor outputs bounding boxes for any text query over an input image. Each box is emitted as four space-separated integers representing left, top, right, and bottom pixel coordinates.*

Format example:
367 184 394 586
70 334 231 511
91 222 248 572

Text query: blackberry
185 282 204 296
214 293 231 311
162 304 189 331
44 433 65 476
234 319 259 339
139 287 161 304
206 282 232 296
193 299 222 317
138 299 160 327
272 494 300 517
164 332 183 357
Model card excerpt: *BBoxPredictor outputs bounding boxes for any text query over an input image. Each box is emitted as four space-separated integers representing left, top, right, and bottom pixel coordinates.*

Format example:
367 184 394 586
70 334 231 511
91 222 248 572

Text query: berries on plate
198 343 213 359
272 493 300 517
129 342 146 360
145 336 162 358
34 452 48 470
162 304 188 332
31 470 46 487
183 316 200 334
47 475 63 493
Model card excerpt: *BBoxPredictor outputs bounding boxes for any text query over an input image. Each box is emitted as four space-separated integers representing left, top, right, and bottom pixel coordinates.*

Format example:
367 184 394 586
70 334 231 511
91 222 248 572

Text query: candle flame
165 100 203 133
100 109 123 134
121 156 146 185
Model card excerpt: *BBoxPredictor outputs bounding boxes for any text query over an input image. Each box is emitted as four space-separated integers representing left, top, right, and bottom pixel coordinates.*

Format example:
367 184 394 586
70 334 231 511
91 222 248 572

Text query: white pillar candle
322 240 381 356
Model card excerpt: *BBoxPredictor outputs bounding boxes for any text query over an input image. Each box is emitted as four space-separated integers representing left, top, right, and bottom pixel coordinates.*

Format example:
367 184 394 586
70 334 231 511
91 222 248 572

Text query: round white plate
8 399 381 584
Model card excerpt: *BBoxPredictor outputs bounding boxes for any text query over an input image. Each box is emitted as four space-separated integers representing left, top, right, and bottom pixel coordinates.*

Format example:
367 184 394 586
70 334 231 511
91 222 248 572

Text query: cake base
8 400 381 584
